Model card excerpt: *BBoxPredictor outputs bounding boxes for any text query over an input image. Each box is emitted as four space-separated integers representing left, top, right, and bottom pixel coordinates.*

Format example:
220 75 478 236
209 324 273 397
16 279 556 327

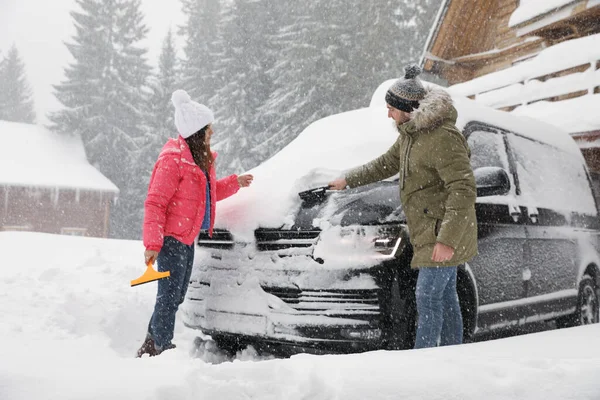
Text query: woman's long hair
185 125 214 172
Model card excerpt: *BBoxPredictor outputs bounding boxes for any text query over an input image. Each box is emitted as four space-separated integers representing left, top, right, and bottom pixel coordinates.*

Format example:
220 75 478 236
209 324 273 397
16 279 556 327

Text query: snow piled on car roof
216 105 398 237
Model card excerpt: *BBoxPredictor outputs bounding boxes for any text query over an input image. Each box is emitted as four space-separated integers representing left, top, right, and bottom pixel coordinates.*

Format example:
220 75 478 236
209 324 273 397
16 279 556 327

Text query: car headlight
339 225 407 258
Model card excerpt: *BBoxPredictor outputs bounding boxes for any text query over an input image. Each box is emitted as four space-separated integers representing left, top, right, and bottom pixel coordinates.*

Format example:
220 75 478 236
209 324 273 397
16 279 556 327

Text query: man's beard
391 119 405 130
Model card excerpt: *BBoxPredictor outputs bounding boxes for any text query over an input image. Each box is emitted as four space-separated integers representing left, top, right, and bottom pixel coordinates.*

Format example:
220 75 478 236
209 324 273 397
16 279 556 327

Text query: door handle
527 206 539 224
509 204 521 222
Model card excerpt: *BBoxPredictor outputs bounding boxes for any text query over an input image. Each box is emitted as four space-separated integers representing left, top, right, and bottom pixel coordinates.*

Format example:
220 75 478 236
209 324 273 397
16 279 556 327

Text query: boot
136 336 159 358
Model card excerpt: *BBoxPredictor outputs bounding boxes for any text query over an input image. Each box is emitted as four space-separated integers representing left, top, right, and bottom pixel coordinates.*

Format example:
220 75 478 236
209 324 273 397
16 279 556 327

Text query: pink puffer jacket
143 136 240 252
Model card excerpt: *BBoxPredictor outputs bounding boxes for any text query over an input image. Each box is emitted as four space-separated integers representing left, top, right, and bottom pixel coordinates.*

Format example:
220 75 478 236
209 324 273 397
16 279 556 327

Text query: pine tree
179 0 221 102
0 44 36 123
48 0 152 238
209 0 281 176
258 0 442 171
139 28 180 185
258 1 344 162
173 0 441 178
325 0 442 110
129 28 180 237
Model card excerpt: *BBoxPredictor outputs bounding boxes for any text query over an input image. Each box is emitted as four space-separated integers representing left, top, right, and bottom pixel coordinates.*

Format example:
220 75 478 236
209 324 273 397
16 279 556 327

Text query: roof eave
419 0 451 67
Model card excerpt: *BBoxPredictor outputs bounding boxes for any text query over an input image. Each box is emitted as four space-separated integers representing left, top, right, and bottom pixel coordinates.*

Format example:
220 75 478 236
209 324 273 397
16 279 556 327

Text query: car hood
293 181 404 230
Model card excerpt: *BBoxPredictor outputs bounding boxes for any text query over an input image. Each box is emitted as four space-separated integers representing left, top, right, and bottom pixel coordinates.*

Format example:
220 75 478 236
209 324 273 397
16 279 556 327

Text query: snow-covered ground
1 231 600 400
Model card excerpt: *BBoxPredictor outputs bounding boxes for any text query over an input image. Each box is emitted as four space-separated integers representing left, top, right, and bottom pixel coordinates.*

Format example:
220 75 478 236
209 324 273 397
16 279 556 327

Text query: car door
506 133 588 317
465 126 529 330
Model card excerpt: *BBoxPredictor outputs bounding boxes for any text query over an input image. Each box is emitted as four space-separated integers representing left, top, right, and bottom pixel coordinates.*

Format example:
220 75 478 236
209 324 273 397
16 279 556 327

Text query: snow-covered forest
0 0 441 239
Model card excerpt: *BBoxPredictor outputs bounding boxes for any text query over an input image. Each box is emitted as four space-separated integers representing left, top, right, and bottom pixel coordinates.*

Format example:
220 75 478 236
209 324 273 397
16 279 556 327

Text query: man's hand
431 242 454 263
144 250 159 265
237 174 254 188
328 178 347 191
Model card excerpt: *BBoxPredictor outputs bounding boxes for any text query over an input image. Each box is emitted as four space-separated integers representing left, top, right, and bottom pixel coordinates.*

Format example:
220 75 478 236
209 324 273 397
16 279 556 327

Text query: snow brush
130 261 170 287
298 186 330 207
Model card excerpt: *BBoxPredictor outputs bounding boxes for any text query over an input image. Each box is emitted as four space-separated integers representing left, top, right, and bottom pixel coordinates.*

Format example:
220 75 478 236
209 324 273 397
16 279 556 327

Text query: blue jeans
148 236 195 349
414 266 463 349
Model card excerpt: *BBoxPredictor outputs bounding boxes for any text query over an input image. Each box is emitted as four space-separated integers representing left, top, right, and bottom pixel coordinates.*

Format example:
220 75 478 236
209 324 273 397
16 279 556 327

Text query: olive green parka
345 88 477 268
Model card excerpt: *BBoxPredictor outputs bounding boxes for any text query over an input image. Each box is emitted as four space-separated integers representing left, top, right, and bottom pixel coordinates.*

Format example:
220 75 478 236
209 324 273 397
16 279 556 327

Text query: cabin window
1 225 32 232
61 227 87 236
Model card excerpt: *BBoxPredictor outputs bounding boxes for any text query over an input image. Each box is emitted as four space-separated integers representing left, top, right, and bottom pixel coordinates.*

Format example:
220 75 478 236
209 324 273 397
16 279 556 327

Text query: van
181 82 600 354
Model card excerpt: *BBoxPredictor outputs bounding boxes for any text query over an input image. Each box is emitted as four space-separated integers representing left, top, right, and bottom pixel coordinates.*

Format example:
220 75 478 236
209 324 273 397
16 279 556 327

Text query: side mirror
474 167 511 197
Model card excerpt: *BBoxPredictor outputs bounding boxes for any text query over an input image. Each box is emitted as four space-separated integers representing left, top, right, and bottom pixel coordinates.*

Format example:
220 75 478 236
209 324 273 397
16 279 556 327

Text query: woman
136 89 253 357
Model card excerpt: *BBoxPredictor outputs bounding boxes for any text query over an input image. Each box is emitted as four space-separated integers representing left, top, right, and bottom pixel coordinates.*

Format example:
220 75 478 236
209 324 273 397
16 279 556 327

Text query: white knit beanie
171 89 214 139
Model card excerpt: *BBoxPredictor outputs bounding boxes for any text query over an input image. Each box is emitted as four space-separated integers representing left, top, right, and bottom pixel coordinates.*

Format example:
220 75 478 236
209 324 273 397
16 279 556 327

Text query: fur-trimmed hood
407 87 456 132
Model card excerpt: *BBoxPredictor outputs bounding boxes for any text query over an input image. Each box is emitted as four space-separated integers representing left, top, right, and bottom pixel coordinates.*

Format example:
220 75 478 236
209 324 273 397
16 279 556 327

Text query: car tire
457 269 477 343
397 291 417 349
212 334 248 354
556 275 599 328
379 265 417 350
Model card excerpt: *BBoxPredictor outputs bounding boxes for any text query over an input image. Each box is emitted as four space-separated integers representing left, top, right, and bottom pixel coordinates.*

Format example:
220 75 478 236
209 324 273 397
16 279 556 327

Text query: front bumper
181 273 386 353
184 308 385 354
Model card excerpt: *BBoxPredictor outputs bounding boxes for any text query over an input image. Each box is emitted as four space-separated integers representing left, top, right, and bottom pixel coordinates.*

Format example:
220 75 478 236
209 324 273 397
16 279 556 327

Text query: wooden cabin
0 120 119 238
422 0 600 84
421 0 600 184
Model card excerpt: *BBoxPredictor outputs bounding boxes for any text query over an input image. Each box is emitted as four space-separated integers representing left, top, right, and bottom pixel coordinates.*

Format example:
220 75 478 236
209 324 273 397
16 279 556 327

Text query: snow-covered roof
448 33 600 98
0 120 119 193
419 0 450 66
508 0 579 27
446 33 600 135
512 95 600 134
475 69 600 109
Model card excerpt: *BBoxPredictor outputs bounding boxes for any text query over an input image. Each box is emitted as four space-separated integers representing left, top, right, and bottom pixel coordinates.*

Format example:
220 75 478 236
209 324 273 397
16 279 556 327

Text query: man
328 64 477 349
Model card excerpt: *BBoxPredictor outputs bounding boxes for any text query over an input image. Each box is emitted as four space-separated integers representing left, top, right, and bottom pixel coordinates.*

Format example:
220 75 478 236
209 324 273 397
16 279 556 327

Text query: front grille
197 228 321 251
197 229 234 249
263 287 381 320
254 228 321 251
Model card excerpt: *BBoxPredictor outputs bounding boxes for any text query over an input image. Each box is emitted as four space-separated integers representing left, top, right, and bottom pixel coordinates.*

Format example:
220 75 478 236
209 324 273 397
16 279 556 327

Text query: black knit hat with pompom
385 64 427 113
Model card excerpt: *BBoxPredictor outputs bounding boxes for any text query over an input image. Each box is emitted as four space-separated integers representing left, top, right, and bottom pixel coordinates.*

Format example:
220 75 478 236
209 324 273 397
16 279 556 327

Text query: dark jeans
148 236 195 349
414 266 463 349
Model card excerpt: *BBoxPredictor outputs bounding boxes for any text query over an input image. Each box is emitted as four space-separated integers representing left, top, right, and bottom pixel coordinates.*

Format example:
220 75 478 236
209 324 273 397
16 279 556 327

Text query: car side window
507 133 596 215
467 130 509 171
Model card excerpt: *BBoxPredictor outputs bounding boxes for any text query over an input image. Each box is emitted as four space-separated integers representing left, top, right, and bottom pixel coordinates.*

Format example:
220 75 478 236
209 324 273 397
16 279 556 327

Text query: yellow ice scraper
130 261 170 287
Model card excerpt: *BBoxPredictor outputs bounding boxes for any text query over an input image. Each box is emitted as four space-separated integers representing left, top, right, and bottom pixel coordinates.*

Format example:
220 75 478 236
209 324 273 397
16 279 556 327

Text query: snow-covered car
181 81 600 355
